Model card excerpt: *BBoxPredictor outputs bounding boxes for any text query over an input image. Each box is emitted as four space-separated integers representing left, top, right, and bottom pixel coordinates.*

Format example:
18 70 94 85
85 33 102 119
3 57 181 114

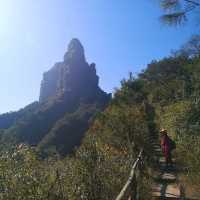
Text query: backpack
169 137 176 150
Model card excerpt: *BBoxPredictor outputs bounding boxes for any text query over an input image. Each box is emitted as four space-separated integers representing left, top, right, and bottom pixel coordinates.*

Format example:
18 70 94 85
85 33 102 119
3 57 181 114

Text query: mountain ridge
0 38 111 155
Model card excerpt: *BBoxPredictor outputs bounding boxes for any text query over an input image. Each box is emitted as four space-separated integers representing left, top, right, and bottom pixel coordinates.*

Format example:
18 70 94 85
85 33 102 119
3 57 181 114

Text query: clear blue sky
0 0 198 113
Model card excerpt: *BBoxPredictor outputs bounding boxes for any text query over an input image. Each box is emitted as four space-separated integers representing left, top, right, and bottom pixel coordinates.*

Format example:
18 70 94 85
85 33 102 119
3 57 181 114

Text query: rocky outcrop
39 38 106 103
0 38 110 155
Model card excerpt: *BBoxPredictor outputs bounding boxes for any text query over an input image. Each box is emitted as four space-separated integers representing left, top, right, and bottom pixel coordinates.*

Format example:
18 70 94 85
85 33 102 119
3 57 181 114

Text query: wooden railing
115 149 144 200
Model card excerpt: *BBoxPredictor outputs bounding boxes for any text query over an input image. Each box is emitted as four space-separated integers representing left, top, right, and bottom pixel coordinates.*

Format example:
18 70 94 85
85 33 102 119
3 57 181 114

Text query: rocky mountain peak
0 39 111 155
64 38 85 64
39 39 109 103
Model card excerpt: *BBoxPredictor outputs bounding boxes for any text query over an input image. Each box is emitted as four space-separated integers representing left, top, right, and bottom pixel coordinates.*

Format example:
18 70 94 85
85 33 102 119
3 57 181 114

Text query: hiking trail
151 136 196 200
115 135 198 200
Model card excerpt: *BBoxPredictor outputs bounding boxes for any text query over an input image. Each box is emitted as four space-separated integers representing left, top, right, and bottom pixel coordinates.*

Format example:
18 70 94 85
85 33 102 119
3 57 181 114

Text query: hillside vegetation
0 39 110 155
0 36 199 199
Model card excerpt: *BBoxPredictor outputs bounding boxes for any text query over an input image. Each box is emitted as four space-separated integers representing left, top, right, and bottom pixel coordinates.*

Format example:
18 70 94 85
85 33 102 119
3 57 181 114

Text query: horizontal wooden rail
115 149 144 200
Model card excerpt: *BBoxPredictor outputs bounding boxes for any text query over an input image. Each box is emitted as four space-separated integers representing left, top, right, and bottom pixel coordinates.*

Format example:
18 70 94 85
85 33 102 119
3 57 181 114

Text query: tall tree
159 0 200 25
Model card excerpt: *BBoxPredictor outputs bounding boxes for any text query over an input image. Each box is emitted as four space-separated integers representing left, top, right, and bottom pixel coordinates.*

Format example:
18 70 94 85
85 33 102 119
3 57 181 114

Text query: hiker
160 129 175 168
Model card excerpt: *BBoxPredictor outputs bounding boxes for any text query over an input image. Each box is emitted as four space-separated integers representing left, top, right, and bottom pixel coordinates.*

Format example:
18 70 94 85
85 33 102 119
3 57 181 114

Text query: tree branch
184 0 200 6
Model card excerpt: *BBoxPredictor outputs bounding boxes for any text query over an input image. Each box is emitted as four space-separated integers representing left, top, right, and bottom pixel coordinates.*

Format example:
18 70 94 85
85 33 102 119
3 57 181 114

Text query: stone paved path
151 137 181 199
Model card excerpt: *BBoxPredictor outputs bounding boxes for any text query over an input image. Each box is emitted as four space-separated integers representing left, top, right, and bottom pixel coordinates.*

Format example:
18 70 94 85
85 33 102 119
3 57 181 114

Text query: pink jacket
161 135 170 155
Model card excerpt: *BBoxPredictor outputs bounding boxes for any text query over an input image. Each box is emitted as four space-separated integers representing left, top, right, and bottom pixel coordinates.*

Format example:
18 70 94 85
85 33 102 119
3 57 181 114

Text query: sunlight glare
0 0 15 38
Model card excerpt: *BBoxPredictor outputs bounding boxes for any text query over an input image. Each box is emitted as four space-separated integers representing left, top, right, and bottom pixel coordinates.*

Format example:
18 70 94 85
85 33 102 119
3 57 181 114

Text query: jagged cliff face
39 39 102 102
0 38 110 155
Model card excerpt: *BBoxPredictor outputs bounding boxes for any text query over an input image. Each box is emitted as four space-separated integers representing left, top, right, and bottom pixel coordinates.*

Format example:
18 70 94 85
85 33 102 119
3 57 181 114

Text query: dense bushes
0 96 153 199
1 37 200 198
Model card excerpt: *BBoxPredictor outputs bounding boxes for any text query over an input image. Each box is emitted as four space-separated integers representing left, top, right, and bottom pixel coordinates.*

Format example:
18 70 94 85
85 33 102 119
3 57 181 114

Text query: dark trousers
165 150 173 166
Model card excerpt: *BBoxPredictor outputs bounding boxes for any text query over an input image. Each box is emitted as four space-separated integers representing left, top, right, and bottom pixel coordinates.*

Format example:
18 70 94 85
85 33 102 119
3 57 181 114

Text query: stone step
153 171 176 182
159 157 176 163
150 137 159 141
152 183 180 198
154 148 162 153
161 173 176 180
154 145 162 149
151 137 182 199
152 143 160 147
159 173 176 182
153 146 162 151
149 140 159 144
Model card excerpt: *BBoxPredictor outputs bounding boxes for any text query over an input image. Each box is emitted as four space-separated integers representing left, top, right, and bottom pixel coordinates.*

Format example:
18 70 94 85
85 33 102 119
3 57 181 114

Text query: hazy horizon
0 0 198 113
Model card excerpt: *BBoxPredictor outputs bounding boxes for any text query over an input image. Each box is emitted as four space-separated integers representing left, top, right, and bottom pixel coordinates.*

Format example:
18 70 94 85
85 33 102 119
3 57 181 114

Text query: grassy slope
0 54 200 199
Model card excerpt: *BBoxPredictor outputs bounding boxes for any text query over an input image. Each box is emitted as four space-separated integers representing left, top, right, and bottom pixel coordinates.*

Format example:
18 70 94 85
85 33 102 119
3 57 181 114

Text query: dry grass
179 174 200 199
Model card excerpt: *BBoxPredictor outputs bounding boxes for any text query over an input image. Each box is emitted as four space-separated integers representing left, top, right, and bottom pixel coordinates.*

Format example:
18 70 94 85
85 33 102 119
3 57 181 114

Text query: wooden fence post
128 173 137 200
115 149 144 200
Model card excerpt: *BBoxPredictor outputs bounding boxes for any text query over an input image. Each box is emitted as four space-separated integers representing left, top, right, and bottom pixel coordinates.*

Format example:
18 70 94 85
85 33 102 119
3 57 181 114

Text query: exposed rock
0 38 110 155
39 38 104 103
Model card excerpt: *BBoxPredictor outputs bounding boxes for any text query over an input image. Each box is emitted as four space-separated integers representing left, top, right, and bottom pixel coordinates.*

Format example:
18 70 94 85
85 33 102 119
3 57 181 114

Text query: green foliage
0 92 109 155
157 101 192 136
176 134 200 185
64 102 152 199
114 42 200 189
0 146 57 199
62 79 157 199
0 140 151 200
173 35 200 58
158 0 200 26
1 36 200 198
38 103 103 156
147 54 200 187
0 102 39 129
